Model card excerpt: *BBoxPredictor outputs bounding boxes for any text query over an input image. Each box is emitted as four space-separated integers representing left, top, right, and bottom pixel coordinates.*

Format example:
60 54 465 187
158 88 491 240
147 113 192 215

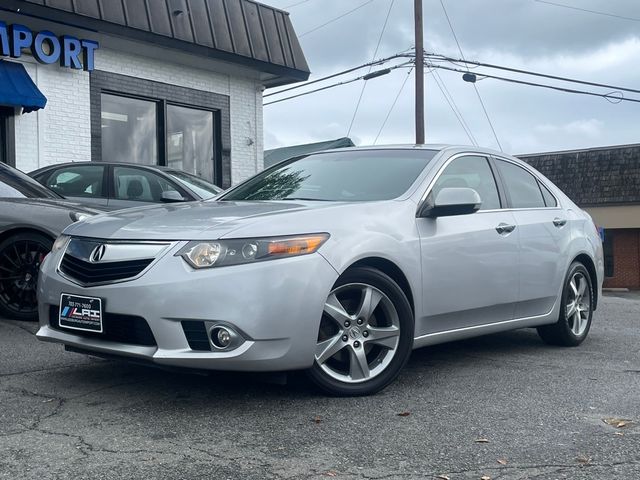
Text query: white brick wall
14 58 91 172
13 47 263 185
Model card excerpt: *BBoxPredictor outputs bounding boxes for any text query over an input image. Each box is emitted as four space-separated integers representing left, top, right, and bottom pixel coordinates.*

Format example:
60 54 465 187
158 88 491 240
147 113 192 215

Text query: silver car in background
36 146 604 396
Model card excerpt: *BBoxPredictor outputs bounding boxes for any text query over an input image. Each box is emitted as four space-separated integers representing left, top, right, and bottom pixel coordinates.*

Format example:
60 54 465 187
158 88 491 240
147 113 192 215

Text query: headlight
69 211 93 223
176 233 330 269
51 235 70 254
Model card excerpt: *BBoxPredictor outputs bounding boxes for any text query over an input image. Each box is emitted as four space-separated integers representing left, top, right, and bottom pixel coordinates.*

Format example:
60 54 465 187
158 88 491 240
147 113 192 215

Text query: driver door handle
553 218 567 228
495 223 516 235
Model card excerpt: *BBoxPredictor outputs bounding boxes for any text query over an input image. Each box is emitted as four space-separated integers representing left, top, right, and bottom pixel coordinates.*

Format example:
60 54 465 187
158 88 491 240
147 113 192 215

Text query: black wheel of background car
307 266 414 396
0 232 52 321
537 261 593 347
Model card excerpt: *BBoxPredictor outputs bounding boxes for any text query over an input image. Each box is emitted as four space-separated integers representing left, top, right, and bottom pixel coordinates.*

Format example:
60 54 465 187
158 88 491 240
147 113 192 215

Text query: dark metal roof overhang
0 59 47 112
2 0 310 88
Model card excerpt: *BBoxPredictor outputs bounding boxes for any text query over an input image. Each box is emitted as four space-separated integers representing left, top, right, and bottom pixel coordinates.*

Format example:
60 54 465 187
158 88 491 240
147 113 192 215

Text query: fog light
217 328 231 347
210 326 233 349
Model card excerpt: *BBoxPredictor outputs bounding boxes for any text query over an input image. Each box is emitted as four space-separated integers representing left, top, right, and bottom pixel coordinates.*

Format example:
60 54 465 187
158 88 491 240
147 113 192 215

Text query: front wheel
307 267 414 396
0 232 52 321
537 262 593 346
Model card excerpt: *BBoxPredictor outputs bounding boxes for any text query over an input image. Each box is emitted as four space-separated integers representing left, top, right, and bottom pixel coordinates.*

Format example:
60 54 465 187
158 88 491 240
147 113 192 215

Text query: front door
416 155 520 336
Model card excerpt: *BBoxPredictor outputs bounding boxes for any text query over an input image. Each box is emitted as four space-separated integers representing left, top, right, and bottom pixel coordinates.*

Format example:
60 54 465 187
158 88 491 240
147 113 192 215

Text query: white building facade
0 0 309 188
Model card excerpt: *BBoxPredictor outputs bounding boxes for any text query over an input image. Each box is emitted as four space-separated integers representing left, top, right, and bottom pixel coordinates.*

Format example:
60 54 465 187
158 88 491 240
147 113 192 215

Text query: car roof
30 162 178 173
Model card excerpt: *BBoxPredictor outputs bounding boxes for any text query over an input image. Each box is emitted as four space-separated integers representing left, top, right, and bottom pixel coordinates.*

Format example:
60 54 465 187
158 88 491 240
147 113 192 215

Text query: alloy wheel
565 271 591 336
0 239 49 316
315 283 401 384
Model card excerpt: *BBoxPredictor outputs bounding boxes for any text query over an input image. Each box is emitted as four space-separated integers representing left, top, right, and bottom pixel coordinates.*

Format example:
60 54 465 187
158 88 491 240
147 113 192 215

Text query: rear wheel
537 262 593 346
307 267 414 396
0 232 52 321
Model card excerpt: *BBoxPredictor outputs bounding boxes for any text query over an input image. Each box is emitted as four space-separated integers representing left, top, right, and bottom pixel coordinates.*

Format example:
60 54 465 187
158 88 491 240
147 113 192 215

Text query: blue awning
0 60 47 113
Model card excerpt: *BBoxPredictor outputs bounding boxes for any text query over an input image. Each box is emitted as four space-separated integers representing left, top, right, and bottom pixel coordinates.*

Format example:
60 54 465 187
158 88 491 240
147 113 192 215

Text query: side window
113 166 179 202
431 155 501 210
539 181 558 207
44 165 105 198
496 160 545 208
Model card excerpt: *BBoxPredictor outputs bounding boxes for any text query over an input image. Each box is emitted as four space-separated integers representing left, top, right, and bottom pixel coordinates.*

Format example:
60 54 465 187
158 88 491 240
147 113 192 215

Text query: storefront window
101 94 157 165
167 105 214 182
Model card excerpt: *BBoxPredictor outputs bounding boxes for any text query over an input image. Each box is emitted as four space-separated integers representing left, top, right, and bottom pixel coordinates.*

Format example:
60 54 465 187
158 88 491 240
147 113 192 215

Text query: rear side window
496 160 545 208
539 181 558 207
431 155 501 210
43 165 106 198
113 166 179 202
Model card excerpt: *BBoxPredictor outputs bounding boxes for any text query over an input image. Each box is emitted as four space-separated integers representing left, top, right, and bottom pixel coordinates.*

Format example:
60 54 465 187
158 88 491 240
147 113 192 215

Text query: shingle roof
263 137 355 167
518 143 640 206
8 0 310 86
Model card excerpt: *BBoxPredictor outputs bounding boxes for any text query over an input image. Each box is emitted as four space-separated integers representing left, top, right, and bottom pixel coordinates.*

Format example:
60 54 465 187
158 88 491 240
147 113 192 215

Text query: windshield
0 164 62 199
220 149 438 202
166 170 222 199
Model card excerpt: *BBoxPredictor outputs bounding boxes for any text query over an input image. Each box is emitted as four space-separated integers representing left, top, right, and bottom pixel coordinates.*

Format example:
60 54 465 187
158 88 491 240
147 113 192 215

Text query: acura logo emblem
89 244 107 263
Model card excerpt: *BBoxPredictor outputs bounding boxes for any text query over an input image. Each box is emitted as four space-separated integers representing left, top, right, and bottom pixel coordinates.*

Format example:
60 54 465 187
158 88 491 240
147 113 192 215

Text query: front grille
181 321 211 351
60 255 153 285
49 305 157 347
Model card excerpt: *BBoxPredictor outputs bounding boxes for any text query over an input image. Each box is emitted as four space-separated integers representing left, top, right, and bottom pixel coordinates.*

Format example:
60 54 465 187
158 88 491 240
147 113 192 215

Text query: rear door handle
553 218 567 228
495 223 516 235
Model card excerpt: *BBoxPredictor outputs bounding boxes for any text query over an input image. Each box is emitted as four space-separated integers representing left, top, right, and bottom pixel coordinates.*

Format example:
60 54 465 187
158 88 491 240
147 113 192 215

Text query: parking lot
0 293 638 480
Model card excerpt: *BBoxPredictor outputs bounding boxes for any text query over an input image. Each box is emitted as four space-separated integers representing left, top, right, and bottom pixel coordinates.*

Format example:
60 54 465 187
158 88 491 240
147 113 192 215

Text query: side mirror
161 190 186 203
418 187 482 218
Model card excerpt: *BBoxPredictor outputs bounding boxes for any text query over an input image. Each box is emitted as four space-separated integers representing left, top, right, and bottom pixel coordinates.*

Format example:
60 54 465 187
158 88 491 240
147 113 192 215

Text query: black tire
307 266 414 396
0 232 52 321
537 261 593 346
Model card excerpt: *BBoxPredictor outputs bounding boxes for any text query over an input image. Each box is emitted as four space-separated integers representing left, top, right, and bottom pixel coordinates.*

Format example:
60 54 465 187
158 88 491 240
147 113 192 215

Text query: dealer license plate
58 294 103 333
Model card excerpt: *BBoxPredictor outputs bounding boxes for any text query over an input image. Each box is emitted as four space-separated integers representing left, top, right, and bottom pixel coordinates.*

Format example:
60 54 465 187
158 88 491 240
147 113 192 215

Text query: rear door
493 158 570 318
416 154 520 335
34 164 108 208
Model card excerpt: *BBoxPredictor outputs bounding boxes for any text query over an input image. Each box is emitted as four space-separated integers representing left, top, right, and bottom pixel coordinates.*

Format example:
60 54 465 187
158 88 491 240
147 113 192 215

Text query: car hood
62 200 349 240
2 197 104 215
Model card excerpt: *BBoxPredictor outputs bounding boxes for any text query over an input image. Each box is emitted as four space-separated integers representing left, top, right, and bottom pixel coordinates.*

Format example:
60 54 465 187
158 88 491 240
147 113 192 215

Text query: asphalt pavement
1 293 638 479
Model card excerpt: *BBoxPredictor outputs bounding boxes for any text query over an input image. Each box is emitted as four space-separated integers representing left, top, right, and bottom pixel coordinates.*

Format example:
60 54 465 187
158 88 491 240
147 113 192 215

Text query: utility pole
414 0 425 144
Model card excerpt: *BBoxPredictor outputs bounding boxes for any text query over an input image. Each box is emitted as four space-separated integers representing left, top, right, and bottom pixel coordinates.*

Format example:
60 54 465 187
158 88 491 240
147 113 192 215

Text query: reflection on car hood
1 197 104 215
62 200 343 240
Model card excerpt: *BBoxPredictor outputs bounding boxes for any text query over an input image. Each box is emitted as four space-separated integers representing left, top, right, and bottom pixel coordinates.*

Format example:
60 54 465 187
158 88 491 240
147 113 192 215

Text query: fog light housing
210 326 236 350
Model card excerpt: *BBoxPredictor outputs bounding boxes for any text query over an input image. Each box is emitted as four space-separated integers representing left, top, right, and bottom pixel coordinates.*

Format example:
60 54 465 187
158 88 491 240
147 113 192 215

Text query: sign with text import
0 21 99 72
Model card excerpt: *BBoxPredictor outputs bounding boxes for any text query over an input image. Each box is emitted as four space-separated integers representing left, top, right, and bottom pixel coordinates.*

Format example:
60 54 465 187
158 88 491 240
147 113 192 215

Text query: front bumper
37 243 339 372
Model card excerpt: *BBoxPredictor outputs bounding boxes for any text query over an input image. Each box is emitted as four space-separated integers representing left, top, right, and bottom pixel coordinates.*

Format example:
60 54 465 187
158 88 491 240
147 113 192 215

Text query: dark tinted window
0 164 60 199
431 155 501 210
113 166 180 202
496 160 545 208
222 150 438 202
43 165 106 198
166 170 222 199
539 181 557 207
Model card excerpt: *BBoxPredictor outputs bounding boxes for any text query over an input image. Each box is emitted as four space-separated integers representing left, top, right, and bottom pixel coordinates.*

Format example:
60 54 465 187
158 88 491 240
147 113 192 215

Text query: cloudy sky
263 0 640 155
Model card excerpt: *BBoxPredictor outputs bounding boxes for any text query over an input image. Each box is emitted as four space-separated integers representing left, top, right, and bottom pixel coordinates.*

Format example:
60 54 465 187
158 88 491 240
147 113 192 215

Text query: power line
427 63 640 105
264 52 410 98
426 53 640 96
533 0 640 23
347 0 396 137
431 69 478 146
374 67 414 144
264 61 412 106
299 0 377 37
439 0 502 151
283 0 313 9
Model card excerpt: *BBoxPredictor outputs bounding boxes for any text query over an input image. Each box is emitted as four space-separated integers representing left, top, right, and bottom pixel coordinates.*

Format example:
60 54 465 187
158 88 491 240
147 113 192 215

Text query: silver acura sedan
36 146 604 396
